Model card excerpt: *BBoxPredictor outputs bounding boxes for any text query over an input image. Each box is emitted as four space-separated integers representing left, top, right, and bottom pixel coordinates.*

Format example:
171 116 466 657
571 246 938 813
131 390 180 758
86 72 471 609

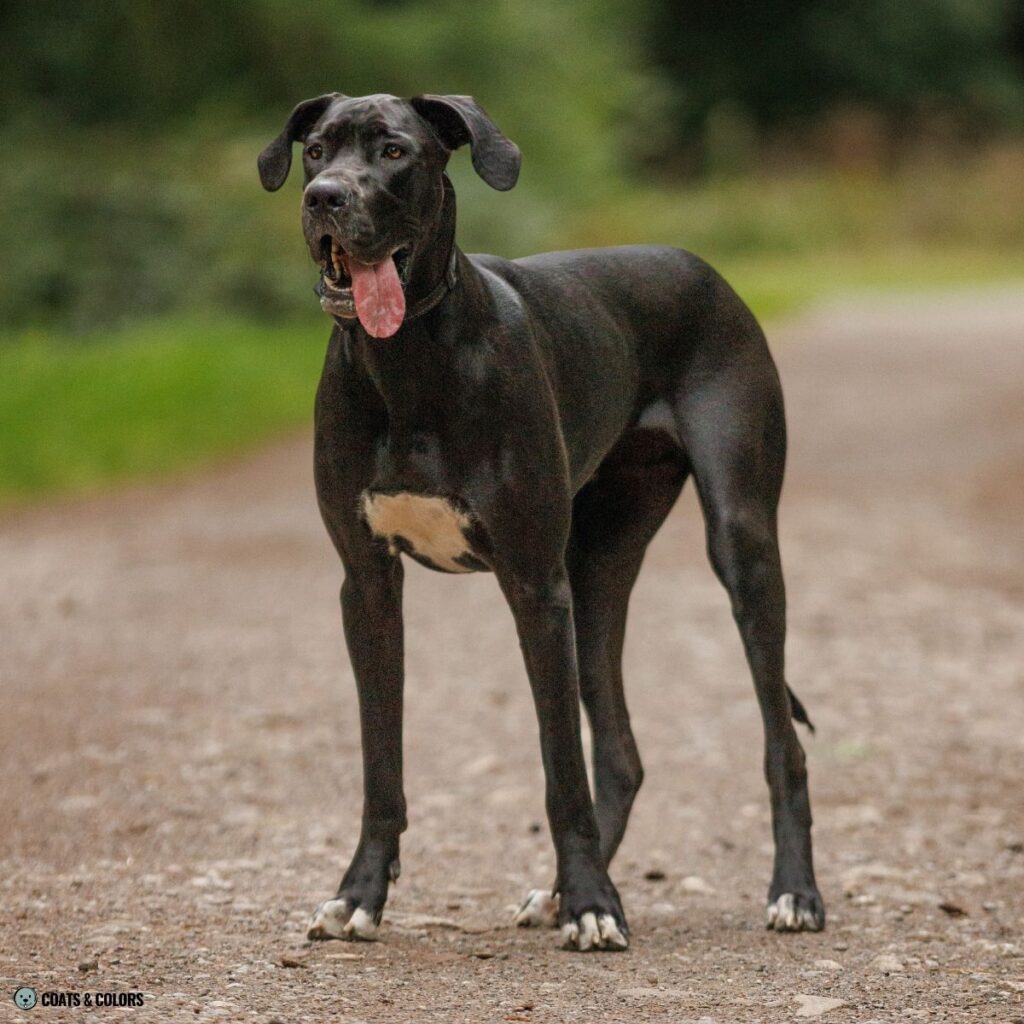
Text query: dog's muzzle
312 234 413 338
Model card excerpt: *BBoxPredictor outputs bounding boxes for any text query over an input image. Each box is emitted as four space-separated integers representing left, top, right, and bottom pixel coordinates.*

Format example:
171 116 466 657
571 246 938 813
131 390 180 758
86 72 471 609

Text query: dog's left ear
411 94 521 191
258 93 342 191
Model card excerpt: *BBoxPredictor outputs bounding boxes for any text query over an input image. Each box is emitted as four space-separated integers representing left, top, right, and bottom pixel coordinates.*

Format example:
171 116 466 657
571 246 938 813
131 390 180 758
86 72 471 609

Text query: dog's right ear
258 94 341 192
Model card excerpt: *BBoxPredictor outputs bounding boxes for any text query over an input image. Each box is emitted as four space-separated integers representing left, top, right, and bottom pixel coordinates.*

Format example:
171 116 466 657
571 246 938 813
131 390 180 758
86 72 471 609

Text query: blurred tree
646 0 1024 167
0 0 654 330
3 0 1024 331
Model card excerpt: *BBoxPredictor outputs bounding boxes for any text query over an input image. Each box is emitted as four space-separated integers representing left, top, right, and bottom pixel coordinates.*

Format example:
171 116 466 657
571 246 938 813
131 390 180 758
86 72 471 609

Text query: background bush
2 0 1023 501
2 0 1023 333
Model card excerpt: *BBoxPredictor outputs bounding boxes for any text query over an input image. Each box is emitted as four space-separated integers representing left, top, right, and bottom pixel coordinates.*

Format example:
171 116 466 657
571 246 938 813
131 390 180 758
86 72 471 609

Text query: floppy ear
411 94 521 191
257 93 341 191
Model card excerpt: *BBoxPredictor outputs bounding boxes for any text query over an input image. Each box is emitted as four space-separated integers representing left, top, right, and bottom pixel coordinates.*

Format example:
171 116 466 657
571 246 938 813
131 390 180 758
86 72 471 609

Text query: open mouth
316 236 411 338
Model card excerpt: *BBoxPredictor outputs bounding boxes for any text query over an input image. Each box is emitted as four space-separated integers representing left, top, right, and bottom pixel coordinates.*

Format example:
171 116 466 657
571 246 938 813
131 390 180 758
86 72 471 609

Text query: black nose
304 180 351 210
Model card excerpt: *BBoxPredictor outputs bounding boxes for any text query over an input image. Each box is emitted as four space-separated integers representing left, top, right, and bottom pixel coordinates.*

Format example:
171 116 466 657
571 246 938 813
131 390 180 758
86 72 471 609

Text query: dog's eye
306 143 323 160
383 143 404 160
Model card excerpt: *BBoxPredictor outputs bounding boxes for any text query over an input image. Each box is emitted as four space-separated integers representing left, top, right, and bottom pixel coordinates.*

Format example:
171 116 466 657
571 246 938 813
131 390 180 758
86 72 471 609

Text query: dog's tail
787 684 815 733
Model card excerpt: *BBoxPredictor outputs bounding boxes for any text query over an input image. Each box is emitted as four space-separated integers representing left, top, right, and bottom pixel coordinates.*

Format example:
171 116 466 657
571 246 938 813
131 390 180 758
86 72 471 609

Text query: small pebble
680 875 715 895
794 994 845 1018
870 954 904 973
78 960 98 973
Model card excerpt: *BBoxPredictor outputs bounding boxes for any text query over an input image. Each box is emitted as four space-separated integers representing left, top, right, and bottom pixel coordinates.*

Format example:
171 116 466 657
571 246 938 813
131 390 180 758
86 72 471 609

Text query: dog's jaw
316 239 413 327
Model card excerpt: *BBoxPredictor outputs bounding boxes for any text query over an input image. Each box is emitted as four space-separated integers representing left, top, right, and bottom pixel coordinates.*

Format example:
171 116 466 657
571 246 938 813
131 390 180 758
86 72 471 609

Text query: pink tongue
347 255 406 338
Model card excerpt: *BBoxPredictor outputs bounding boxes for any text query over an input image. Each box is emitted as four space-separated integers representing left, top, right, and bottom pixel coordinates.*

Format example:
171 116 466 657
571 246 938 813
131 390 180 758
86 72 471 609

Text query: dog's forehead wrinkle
318 94 432 143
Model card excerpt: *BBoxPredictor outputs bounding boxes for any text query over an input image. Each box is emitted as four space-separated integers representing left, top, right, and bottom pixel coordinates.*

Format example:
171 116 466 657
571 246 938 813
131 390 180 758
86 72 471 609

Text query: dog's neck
404 173 458 312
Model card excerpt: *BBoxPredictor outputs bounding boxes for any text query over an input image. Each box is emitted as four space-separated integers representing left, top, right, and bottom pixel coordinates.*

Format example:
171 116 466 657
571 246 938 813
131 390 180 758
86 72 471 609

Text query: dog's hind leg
673 318 824 933
572 450 688 865
514 431 687 929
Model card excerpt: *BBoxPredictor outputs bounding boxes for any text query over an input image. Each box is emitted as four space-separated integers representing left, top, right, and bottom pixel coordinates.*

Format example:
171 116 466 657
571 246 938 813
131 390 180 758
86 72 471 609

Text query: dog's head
258 93 520 337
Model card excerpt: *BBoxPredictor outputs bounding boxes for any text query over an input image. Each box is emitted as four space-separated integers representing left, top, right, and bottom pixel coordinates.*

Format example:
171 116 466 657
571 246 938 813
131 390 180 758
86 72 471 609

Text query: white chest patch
361 491 474 573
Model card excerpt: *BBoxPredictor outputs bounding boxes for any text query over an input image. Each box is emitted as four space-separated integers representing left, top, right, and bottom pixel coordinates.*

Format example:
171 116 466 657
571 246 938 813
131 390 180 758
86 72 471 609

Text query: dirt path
2 289 1023 1023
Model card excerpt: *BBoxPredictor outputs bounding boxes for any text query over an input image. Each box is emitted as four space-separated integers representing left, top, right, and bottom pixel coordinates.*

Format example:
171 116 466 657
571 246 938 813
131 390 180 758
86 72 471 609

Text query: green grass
721 246 1024 321
0 317 327 503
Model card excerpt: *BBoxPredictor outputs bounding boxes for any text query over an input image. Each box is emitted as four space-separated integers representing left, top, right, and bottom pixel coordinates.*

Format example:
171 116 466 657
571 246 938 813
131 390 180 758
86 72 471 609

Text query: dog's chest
361 491 478 573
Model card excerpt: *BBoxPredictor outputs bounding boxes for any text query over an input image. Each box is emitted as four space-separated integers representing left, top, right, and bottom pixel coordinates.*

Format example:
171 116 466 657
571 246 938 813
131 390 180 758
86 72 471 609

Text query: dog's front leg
308 556 405 941
500 566 629 952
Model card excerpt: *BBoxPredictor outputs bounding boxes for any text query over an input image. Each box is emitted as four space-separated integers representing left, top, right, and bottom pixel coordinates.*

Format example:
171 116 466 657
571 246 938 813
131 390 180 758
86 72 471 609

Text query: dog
258 92 824 951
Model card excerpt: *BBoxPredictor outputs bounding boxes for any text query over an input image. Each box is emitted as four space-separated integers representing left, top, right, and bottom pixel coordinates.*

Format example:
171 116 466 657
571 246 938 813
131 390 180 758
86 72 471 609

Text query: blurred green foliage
2 0 1023 332
647 0 1024 170
0 318 325 500
0 0 650 330
2 0 1024 501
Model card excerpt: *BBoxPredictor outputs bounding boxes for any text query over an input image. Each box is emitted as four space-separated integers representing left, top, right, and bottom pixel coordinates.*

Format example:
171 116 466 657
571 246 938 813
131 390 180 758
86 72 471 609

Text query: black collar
333 247 458 331
404 246 459 322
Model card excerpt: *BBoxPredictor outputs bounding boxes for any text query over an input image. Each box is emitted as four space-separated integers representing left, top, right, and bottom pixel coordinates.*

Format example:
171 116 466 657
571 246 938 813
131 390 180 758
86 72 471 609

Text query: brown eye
383 143 404 160
306 143 323 160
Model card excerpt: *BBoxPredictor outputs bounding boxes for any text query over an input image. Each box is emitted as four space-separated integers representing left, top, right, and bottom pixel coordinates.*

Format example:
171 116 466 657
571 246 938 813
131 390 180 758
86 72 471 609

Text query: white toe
514 889 559 928
343 906 379 941
560 921 579 948
307 898 351 940
767 892 796 930
577 912 600 951
598 913 628 950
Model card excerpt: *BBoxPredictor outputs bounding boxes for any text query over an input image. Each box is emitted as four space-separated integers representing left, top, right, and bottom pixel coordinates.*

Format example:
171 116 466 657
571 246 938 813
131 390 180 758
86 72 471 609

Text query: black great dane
258 92 824 951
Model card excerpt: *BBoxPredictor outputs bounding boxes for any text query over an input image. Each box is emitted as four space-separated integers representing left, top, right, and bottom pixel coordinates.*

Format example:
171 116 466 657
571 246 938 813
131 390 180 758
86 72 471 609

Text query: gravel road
2 289 1023 1023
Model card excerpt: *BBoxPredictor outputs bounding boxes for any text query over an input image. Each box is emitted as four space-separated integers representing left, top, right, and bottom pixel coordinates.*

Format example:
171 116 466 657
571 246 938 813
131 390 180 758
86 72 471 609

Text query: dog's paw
306 898 379 941
766 892 825 932
513 889 559 929
561 911 628 952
